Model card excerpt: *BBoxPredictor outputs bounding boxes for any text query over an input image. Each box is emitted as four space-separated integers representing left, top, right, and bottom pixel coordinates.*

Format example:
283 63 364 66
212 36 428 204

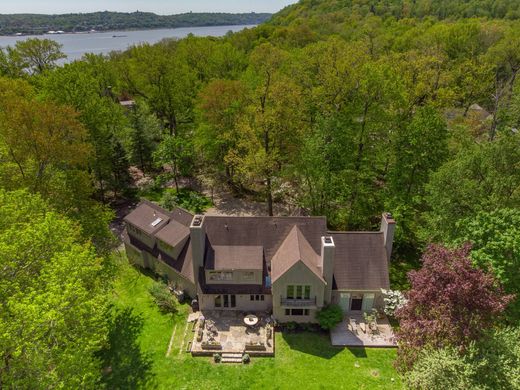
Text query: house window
250 294 264 301
208 271 233 281
287 285 295 299
243 271 255 281
285 309 309 316
216 294 236 308
287 285 311 299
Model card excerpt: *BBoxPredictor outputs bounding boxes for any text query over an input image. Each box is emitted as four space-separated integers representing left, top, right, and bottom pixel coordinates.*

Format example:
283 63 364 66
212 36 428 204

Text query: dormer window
208 271 233 281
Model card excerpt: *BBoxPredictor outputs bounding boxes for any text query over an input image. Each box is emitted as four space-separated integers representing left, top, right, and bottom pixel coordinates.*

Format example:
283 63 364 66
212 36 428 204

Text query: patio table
244 314 259 327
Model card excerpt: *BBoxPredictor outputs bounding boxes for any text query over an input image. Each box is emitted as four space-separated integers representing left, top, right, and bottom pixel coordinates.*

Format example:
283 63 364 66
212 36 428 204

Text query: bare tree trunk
266 176 273 216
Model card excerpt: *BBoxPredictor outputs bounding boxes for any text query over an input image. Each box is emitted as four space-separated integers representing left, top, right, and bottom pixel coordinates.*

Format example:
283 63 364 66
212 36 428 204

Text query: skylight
151 217 163 227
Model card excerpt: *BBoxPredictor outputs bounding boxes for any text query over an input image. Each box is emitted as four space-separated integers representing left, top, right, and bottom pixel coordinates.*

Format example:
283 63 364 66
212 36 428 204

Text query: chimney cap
322 236 335 246
384 212 396 223
191 215 204 227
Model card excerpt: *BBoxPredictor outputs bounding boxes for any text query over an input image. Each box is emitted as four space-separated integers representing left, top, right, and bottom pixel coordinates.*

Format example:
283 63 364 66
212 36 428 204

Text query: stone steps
221 357 243 363
221 352 244 363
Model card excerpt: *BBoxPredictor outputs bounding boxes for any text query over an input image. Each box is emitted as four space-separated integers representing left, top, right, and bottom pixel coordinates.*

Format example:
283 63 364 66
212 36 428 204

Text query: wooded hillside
0 11 272 35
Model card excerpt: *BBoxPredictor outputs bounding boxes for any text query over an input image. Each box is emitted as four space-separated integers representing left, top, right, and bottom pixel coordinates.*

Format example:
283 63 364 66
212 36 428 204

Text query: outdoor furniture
244 314 259 327
348 318 359 335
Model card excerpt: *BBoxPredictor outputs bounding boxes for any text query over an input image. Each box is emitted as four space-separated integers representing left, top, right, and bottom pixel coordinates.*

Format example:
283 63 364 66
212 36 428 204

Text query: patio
190 310 275 356
330 313 397 347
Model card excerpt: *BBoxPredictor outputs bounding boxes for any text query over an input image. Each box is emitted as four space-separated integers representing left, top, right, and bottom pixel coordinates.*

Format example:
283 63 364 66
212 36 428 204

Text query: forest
0 0 519 388
0 11 272 35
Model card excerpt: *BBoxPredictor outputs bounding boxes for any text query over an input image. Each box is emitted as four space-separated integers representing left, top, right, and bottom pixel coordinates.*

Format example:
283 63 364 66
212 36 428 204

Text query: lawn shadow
281 331 343 359
99 307 155 389
346 347 368 358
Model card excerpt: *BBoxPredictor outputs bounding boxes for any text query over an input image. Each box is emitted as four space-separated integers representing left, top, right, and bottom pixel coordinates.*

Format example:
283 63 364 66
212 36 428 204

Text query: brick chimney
190 215 206 289
320 236 335 304
380 213 396 260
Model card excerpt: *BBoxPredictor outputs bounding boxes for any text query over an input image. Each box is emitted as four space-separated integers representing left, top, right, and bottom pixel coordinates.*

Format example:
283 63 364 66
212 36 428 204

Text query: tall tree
453 208 520 321
395 244 513 371
425 132 520 241
11 38 66 74
0 190 112 388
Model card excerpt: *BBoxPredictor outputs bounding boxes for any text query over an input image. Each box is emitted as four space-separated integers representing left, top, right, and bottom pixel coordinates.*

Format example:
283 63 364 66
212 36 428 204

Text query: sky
0 0 298 14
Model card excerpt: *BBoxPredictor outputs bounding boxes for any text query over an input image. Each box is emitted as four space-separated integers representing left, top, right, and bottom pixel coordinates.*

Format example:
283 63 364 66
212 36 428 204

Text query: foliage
0 76 115 253
453 208 520 321
395 244 514 371
242 353 251 364
0 190 112 388
153 135 193 192
425 133 520 242
316 304 343 330
0 38 65 75
381 289 407 318
148 281 178 314
406 327 520 390
160 188 213 214
213 353 222 363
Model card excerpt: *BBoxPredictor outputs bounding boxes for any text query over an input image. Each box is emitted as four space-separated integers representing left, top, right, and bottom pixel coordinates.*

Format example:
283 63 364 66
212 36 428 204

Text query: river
0 25 255 62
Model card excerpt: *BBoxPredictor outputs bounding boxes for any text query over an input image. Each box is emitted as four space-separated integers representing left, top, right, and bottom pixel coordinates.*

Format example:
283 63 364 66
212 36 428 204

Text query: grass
108 251 403 389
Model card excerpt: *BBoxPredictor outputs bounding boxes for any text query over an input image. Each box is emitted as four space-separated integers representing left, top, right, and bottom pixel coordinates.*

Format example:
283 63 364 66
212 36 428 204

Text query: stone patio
330 313 397 347
190 310 275 356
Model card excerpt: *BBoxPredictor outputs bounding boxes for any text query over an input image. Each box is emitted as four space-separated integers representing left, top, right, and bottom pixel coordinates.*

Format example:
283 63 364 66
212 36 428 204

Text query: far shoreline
0 24 258 38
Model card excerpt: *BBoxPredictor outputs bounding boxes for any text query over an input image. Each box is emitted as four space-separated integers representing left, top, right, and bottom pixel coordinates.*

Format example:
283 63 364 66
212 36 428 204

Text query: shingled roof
271 226 325 283
202 216 327 267
155 219 190 248
123 201 170 235
206 245 264 270
331 232 390 290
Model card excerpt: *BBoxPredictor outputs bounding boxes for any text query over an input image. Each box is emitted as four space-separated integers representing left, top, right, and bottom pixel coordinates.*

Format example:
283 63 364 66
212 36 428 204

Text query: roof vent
324 237 333 244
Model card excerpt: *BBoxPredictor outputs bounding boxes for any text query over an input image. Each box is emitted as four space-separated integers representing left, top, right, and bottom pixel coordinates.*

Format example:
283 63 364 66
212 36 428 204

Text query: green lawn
107 252 402 389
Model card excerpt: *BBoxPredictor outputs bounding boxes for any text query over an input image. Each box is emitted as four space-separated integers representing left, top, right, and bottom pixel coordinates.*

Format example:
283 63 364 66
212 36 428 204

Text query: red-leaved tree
395 243 514 371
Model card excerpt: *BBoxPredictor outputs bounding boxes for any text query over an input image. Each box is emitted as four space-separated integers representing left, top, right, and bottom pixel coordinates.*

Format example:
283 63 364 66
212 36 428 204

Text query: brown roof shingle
206 245 264 270
154 219 190 248
331 232 390 290
123 201 169 235
271 226 325 283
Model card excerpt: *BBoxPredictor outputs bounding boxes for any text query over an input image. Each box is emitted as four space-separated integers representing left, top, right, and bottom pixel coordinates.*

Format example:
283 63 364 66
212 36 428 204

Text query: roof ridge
329 231 383 235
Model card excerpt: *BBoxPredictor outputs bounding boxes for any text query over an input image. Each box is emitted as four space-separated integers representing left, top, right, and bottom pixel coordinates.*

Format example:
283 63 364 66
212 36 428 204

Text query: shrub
381 289 407 318
242 353 250 364
213 353 221 363
316 304 343 330
148 282 177 314
160 188 212 213
285 321 297 332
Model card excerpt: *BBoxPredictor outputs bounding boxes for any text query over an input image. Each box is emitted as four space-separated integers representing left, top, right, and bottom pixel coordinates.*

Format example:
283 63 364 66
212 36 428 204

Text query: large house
123 200 394 323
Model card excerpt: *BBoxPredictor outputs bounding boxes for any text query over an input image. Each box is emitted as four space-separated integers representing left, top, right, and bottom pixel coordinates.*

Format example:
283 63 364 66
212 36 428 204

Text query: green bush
213 353 221 363
242 353 250 364
285 321 297 332
148 282 177 314
160 188 212 213
316 304 343 330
